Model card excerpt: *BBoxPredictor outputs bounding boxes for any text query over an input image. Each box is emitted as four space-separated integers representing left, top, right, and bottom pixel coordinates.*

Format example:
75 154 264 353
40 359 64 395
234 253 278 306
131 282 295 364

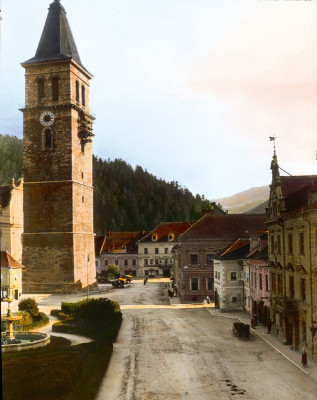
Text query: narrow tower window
37 78 44 102
51 77 59 101
81 85 86 107
76 81 80 103
44 129 52 149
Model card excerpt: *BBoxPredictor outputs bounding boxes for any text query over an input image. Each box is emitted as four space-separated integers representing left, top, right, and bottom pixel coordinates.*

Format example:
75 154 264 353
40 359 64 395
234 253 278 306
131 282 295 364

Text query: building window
207 277 214 291
51 76 59 101
144 259 148 265
259 274 262 290
190 254 198 264
270 235 274 254
155 259 159 265
265 275 269 292
206 254 213 265
155 248 159 254
124 259 128 266
190 277 199 291
82 85 86 107
76 80 80 103
132 259 136 266
289 276 294 299
254 272 257 288
232 297 237 303
144 248 148 254
82 196 84 203
277 274 282 294
272 273 276 294
37 78 44 101
44 129 52 149
115 259 118 265
165 248 168 254
230 272 237 281
288 233 293 255
277 235 281 254
299 232 304 255
300 279 306 302
104 260 108 266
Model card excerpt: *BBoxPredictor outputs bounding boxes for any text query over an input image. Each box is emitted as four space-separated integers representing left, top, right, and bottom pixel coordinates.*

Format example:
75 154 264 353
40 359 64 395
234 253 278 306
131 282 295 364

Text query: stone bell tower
21 0 96 293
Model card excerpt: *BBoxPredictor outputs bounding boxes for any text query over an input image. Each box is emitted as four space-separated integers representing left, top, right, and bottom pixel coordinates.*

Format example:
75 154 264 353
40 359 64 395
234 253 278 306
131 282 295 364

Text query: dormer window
168 233 174 241
152 234 158 242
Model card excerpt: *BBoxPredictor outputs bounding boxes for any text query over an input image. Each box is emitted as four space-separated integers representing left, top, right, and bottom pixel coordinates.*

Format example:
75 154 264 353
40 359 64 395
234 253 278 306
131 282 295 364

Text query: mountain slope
214 186 270 214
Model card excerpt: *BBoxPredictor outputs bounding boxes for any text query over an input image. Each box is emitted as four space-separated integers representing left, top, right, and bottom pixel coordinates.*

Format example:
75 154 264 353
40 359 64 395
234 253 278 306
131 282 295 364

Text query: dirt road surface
95 280 317 400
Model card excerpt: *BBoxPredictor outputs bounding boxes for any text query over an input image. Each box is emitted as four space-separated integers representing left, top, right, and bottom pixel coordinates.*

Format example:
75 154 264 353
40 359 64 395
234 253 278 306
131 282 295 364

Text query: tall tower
21 0 96 293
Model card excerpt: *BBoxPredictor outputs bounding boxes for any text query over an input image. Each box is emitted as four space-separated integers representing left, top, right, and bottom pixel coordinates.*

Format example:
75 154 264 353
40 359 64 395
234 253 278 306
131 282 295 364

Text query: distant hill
214 186 270 214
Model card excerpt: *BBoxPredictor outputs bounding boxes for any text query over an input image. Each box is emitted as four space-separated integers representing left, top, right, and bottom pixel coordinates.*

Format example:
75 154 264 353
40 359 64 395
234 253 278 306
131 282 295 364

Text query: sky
0 0 317 200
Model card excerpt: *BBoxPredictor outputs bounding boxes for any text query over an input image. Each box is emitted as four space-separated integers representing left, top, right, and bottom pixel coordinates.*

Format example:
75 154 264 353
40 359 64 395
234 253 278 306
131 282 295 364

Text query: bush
61 302 78 317
18 297 39 318
54 298 122 341
14 312 49 332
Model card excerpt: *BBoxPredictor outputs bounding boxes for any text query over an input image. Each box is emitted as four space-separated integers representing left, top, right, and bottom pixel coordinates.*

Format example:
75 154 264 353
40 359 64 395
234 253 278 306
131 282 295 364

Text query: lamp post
87 254 90 300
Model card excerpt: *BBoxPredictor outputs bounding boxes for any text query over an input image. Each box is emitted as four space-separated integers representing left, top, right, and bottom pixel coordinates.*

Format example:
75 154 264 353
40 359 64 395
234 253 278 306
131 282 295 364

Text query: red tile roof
139 222 192 243
280 176 317 211
0 251 24 269
100 231 148 253
180 213 267 239
217 239 250 260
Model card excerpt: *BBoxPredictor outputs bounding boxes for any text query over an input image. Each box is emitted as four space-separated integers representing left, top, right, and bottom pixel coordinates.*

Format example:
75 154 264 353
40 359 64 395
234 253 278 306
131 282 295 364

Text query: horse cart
232 322 250 341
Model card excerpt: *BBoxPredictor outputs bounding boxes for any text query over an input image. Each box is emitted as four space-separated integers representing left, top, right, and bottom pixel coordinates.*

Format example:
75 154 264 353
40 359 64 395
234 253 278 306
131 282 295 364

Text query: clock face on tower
40 111 55 126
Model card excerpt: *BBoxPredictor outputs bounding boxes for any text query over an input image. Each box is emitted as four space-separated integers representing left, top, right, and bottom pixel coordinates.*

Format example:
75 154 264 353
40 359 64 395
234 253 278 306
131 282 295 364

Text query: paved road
95 280 317 400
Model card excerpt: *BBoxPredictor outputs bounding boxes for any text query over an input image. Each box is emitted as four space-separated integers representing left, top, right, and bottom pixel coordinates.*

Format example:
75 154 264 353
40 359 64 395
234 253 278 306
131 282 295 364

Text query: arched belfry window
43 128 53 150
37 78 44 102
76 80 80 103
81 85 86 107
51 77 59 101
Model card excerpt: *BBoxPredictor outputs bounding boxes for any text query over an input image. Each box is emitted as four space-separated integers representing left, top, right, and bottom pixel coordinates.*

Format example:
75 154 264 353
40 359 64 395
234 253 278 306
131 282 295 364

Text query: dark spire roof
23 0 88 72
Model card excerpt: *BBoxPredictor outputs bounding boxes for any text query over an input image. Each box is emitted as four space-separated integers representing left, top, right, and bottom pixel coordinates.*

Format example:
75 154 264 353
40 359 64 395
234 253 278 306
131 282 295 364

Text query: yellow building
0 250 24 300
0 178 23 263
267 151 317 361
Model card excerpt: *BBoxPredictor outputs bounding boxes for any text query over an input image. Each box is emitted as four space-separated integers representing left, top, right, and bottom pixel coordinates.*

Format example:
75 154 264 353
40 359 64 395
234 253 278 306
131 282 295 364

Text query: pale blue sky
1 0 317 199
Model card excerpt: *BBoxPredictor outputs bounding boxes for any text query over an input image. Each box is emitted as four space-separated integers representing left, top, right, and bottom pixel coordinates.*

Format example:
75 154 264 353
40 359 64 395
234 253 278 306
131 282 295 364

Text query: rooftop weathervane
269 135 277 154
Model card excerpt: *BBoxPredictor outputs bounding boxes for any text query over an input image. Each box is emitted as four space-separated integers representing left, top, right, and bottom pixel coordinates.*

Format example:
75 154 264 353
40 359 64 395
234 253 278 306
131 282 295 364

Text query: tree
18 297 39 318
105 264 120 280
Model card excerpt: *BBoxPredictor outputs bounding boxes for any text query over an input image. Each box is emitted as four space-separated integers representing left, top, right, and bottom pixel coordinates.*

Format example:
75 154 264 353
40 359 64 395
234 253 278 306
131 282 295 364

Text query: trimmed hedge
54 297 122 342
14 312 49 332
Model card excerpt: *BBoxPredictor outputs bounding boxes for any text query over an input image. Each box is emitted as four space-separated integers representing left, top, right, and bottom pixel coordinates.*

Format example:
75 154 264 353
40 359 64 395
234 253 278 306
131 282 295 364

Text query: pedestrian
301 349 307 367
206 296 210 304
144 278 146 285
267 318 272 334
168 289 173 299
251 315 256 329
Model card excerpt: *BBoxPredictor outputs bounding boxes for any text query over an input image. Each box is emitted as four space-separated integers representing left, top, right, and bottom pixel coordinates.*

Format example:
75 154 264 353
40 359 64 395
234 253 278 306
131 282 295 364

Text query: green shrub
61 302 78 317
14 312 49 332
16 310 32 326
18 297 39 318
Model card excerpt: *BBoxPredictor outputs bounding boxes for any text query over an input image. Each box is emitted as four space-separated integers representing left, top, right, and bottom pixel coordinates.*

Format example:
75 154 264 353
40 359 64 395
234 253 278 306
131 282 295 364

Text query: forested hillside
0 134 23 185
0 134 213 233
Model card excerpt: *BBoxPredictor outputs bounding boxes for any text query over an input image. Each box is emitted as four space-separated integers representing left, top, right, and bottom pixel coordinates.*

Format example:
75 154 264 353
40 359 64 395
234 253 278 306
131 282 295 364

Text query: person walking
301 349 307 367
267 318 272 334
